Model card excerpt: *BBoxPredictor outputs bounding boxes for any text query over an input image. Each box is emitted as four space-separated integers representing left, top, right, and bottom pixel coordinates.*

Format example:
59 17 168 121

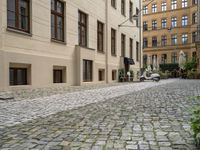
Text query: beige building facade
143 0 198 68
0 0 142 91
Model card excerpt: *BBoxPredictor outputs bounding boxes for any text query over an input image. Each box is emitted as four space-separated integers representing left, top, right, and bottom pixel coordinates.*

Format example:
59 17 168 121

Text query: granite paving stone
0 79 200 149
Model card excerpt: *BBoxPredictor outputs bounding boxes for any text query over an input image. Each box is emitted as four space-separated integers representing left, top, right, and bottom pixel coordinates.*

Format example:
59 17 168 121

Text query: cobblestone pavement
0 82 139 101
0 80 175 128
0 79 200 149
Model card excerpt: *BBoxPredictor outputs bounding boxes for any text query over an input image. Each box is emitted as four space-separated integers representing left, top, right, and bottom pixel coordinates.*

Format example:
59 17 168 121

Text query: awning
124 57 135 65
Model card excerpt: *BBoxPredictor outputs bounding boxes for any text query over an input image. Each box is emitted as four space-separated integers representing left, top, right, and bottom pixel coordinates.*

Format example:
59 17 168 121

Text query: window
112 70 117 80
161 35 167 46
171 17 177 28
171 52 177 64
129 1 133 21
53 66 66 83
185 52 188 61
161 2 167 11
143 38 148 48
152 37 157 47
129 38 133 59
152 4 157 13
171 35 177 45
78 11 88 47
7 0 30 32
53 70 62 83
182 16 188 26
111 28 116 56
121 34 126 57
192 31 197 43
161 54 167 64
152 20 157 30
143 21 148 31
136 41 139 61
121 0 125 16
143 5 148 14
111 0 116 8
10 68 27 85
98 69 105 81
182 0 188 8
97 21 104 52
136 8 139 27
51 0 64 41
143 55 148 66
171 0 177 10
161 18 167 28
193 0 197 5
83 60 93 82
182 34 188 44
193 51 197 58
192 13 197 24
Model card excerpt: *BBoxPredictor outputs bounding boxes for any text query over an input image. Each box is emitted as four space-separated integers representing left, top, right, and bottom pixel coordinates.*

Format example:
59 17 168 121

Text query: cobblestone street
0 79 200 150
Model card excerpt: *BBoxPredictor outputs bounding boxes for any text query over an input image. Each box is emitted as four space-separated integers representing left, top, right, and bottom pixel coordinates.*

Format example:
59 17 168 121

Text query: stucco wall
0 0 142 90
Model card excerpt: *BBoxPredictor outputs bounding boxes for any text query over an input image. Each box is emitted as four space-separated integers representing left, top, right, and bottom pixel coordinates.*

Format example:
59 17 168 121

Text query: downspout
105 0 109 83
139 0 142 74
198 0 200 42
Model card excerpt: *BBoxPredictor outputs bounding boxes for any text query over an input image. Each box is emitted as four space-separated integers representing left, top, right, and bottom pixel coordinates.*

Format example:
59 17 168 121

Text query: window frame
53 69 63 83
143 37 148 48
83 59 93 82
152 20 157 30
171 34 177 45
136 41 139 62
97 21 104 52
161 18 167 29
152 36 157 47
129 38 133 59
78 10 88 47
171 0 177 10
143 5 148 15
171 17 177 28
152 3 157 13
9 68 28 86
111 0 116 8
121 0 126 16
182 0 188 8
181 15 188 27
111 28 116 56
161 35 167 46
7 0 30 33
129 1 133 22
51 0 65 42
121 34 126 57
182 33 188 45
161 2 167 11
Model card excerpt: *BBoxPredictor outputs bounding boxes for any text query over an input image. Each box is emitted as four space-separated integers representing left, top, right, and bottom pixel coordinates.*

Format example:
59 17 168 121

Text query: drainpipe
139 0 142 74
105 0 109 83
198 0 200 42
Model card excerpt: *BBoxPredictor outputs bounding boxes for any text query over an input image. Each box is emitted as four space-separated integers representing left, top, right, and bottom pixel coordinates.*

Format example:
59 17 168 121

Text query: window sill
111 54 117 57
77 45 95 51
111 6 117 9
122 14 126 17
83 81 93 83
97 51 105 54
7 28 32 36
51 39 66 45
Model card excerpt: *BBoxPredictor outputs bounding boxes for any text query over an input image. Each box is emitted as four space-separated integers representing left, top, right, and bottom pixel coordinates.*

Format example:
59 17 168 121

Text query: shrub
130 70 134 81
159 63 179 72
159 71 168 79
118 69 125 82
190 96 200 147
185 58 197 71
187 71 200 79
